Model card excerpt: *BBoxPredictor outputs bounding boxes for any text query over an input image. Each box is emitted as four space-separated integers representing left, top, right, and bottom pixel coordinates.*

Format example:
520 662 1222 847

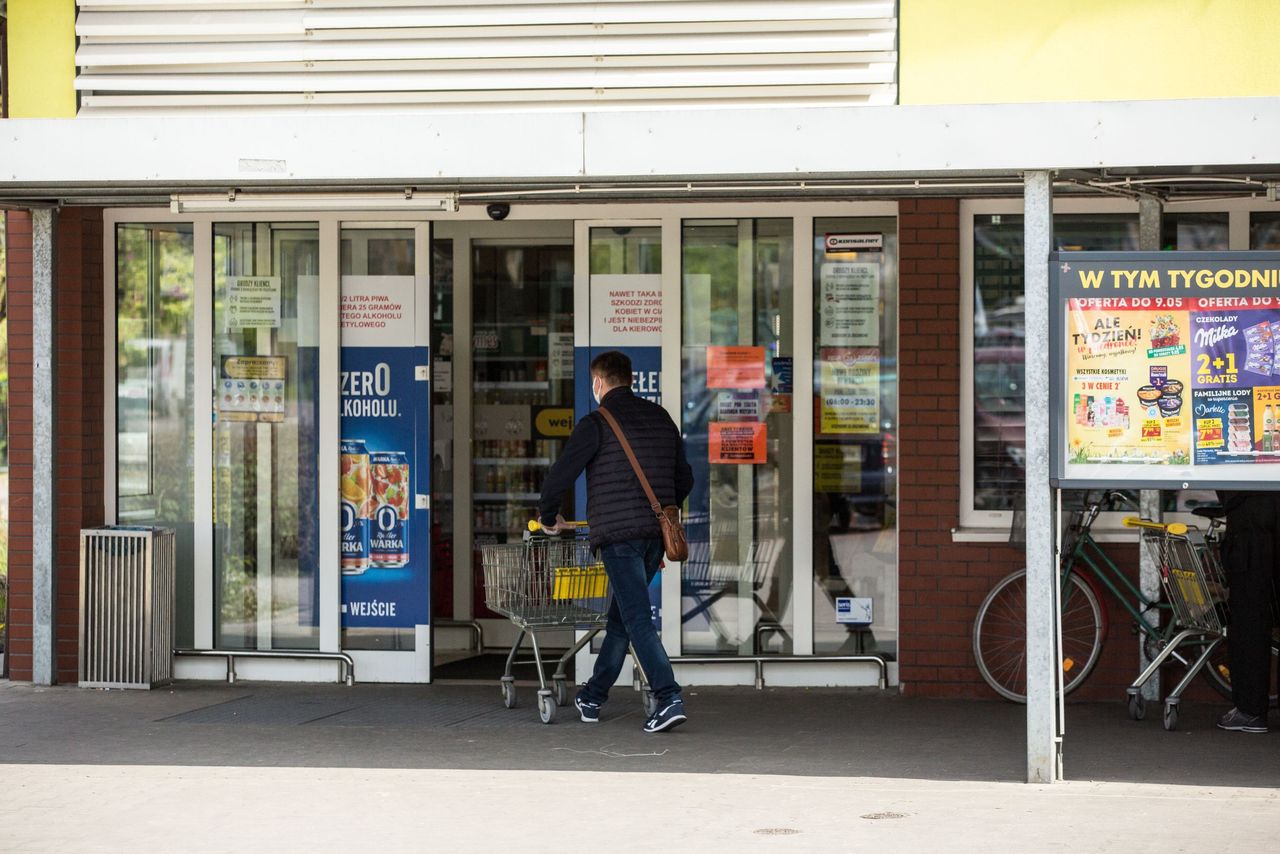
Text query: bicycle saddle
1192 505 1226 520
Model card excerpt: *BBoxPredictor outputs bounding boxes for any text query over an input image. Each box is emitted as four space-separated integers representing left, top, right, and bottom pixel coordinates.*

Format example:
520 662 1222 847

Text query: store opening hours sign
1052 251 1280 489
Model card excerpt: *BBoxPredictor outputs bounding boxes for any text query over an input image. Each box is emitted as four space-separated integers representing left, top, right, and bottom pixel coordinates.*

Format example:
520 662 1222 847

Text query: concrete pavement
0 680 1277 852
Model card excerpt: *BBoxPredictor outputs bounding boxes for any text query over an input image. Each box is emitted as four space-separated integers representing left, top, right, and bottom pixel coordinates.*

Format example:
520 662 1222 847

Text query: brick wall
5 208 105 683
6 211 34 679
896 197 1020 698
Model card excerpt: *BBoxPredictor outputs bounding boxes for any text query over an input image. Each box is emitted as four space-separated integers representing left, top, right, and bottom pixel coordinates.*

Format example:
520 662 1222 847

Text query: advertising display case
1052 251 1280 489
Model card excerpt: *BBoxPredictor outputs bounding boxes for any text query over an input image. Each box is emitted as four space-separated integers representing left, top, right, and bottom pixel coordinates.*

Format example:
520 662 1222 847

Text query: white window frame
958 196 1279 541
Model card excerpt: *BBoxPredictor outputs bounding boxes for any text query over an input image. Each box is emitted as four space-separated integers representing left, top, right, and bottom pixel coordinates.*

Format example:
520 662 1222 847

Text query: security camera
486 203 510 221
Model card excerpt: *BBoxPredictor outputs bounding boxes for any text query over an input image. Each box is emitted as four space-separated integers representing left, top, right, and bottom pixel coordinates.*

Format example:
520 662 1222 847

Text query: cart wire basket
479 522 655 724
1124 517 1229 730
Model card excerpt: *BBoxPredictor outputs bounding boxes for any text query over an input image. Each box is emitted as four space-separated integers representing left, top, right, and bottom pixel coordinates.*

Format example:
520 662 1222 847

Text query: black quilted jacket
538 387 694 550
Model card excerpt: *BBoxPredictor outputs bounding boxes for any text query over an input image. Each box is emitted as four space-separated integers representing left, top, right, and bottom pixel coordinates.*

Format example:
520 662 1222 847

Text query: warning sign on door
709 422 767 464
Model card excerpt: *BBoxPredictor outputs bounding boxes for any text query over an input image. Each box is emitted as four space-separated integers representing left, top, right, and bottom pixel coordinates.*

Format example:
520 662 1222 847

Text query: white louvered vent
74 0 898 115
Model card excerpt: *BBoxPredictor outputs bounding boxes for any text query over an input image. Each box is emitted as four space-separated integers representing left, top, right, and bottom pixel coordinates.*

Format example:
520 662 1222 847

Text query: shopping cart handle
1122 517 1189 535
527 519 589 533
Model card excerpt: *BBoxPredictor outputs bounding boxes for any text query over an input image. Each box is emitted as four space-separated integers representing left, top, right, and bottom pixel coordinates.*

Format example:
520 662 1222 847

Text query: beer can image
370 451 411 567
340 439 372 574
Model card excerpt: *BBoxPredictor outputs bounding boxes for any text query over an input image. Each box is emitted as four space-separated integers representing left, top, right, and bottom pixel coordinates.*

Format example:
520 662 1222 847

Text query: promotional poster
340 275 431 629
1053 252 1280 487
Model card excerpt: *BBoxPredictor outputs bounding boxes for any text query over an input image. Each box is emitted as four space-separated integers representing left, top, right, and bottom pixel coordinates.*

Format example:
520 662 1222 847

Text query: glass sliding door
811 217 898 657
681 218 795 655
213 222 320 650
116 223 197 647
339 225 428 653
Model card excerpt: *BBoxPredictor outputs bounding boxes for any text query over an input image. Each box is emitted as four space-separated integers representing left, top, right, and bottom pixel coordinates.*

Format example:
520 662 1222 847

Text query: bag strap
596 405 663 515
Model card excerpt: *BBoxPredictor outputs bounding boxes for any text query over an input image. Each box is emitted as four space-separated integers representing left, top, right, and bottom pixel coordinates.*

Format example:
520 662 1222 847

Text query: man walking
538 350 694 733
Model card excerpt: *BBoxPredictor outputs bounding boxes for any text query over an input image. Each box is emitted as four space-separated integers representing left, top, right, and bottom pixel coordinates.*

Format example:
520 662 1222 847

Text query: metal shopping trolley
479 521 652 724
1123 517 1229 731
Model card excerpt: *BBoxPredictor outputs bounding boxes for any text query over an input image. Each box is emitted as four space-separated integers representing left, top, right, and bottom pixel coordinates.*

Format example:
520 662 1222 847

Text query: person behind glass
538 350 694 733
1215 489 1280 733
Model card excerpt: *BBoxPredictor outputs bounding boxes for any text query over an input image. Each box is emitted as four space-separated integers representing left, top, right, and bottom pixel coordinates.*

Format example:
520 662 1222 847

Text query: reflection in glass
213 222 320 649
681 219 794 654
116 223 197 646
590 226 661 275
1252 212 1280 250
811 217 898 657
971 215 1138 512
1161 213 1229 251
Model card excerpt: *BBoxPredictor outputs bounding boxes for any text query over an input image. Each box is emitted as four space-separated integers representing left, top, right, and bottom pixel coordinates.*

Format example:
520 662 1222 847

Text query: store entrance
430 221 578 675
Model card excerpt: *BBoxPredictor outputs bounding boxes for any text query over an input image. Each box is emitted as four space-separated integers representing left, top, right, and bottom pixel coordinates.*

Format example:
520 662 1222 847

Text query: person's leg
602 539 681 705
1226 501 1273 718
578 595 628 706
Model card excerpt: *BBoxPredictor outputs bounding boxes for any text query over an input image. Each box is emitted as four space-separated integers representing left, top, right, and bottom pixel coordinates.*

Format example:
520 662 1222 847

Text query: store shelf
474 381 549 391
474 458 551 466
474 493 541 501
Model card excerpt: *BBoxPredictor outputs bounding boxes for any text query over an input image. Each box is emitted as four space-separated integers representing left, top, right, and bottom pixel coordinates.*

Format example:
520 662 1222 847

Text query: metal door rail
661 654 889 690
173 648 355 686
433 619 486 653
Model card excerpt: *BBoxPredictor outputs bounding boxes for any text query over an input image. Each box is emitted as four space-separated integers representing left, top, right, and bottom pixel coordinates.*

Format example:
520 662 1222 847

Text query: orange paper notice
709 422 767 464
707 346 766 389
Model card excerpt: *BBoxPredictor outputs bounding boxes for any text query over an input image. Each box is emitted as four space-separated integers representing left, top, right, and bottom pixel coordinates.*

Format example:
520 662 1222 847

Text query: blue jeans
579 538 681 706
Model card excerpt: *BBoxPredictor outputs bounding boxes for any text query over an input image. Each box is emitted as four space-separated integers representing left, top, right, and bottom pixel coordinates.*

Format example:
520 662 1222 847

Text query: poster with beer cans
340 273 430 628
1052 251 1280 488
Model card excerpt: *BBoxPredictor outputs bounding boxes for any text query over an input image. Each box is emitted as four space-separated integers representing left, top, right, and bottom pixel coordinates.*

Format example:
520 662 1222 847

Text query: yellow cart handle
527 519 589 532
1122 516 1188 536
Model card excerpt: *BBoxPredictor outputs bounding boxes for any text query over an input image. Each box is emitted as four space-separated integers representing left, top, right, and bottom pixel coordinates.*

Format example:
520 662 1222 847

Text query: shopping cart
1123 517 1229 731
479 520 652 724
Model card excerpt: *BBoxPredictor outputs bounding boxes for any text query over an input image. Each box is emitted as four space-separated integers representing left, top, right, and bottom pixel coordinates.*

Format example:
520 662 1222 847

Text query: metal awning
1 97 1279 207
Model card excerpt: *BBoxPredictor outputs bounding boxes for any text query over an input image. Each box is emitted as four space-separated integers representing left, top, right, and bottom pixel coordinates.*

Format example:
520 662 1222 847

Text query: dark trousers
1223 494 1280 717
578 538 681 706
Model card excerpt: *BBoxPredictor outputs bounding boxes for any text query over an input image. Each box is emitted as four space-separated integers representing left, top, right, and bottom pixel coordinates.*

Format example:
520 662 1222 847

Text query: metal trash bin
79 526 175 689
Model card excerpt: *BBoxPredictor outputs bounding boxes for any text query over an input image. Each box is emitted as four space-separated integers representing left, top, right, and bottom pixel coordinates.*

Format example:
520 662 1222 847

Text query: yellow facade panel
900 0 1280 105
7 0 77 118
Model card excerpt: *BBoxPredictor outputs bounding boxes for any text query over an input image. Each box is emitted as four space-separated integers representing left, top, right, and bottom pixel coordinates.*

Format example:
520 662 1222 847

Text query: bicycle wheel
1201 626 1280 707
973 567 1106 703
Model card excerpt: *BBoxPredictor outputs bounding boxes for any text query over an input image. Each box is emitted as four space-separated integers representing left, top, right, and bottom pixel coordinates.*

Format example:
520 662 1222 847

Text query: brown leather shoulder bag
596 405 689 562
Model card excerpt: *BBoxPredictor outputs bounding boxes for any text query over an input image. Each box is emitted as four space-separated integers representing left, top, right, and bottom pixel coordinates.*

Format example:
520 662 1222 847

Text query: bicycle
973 490 1279 703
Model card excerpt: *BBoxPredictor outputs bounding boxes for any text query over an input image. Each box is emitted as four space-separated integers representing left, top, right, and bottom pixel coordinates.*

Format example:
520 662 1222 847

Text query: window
1251 212 1280 250
962 203 1239 530
970 212 1139 514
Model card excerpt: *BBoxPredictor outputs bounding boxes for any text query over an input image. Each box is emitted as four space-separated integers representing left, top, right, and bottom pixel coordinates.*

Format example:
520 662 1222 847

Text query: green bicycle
973 491 1278 703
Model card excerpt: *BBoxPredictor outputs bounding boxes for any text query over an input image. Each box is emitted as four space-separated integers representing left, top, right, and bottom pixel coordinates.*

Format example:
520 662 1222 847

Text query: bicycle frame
1065 530 1169 641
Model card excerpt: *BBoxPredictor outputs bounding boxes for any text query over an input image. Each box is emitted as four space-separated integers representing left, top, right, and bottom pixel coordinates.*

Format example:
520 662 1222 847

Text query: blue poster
340 345 431 628
1190 306 1280 464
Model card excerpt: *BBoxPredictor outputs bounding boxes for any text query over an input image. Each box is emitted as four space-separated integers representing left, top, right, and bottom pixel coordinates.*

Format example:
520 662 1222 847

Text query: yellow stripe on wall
7 0 77 118
900 0 1280 105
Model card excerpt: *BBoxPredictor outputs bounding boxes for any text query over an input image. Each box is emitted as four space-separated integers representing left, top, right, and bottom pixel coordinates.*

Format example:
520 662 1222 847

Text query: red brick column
4 208 105 683
6 211 35 679
896 199 1026 698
